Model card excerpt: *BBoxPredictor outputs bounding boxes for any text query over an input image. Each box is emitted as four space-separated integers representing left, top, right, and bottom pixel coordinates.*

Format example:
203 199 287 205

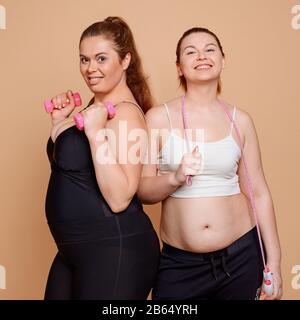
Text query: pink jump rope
44 93 116 129
182 96 273 297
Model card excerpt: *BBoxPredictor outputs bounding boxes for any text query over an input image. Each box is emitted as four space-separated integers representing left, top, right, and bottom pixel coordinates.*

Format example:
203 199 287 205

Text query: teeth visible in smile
195 65 211 70
88 77 103 84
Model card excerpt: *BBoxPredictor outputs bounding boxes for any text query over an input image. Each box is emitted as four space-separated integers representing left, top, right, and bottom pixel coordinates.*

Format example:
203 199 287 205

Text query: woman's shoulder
113 100 146 121
145 97 181 128
235 106 254 126
163 96 182 108
232 104 256 134
148 97 181 113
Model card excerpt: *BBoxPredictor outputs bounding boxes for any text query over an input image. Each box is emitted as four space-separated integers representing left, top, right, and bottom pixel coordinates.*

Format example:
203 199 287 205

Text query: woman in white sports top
138 27 282 300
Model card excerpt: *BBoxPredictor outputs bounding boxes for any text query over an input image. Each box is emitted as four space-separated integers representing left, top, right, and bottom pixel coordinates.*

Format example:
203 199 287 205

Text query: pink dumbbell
73 101 116 131
44 92 82 113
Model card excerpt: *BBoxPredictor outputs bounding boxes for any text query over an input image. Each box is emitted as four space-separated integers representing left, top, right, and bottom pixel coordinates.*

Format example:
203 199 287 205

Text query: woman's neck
185 82 219 110
94 77 134 106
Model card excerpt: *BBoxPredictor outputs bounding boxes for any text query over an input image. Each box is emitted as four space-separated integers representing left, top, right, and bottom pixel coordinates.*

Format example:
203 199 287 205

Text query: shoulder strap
81 99 145 121
163 103 173 130
116 100 146 121
230 106 236 134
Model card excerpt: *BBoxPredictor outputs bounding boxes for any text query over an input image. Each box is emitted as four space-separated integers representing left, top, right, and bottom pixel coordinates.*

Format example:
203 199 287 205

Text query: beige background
0 0 299 299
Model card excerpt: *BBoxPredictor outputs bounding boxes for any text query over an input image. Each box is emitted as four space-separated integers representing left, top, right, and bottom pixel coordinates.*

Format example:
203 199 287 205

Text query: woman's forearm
255 194 281 266
138 172 181 204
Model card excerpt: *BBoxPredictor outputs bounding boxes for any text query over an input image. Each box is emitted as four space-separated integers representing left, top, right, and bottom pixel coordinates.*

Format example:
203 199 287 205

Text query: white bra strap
230 107 236 134
163 103 173 130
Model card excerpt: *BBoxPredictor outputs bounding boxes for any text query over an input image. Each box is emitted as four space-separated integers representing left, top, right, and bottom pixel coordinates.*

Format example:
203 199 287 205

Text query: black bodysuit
44 125 160 300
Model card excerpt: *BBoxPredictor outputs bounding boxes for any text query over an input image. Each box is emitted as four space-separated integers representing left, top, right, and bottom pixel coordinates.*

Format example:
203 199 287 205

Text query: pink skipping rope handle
217 99 267 271
44 92 82 113
73 101 116 131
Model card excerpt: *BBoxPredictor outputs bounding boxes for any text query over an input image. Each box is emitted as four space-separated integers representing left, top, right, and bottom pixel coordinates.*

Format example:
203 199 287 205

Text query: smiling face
79 35 131 95
177 32 225 89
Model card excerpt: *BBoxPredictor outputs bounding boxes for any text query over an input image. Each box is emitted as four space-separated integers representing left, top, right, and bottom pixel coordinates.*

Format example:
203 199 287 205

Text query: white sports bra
158 103 241 198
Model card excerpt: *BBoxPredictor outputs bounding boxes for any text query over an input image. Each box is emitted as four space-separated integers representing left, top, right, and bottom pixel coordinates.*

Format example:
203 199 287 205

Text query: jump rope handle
186 175 192 186
73 101 116 130
263 267 274 297
44 92 82 113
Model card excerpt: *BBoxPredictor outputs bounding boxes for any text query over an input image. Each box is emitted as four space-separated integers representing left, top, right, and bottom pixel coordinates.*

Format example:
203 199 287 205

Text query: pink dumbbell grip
73 101 116 130
73 113 85 131
105 101 116 119
44 92 82 113
72 92 82 107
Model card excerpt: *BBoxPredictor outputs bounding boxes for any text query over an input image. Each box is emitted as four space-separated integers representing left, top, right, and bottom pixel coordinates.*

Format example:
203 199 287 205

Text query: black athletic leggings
152 227 264 300
45 228 159 300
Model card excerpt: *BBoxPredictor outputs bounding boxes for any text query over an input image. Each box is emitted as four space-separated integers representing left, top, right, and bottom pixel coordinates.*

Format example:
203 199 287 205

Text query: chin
196 74 220 82
90 87 111 95
193 77 215 84
86 83 102 92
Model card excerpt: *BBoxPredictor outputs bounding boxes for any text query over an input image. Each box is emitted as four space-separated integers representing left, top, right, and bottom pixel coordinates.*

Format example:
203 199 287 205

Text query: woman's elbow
137 189 147 204
106 199 128 213
106 194 133 213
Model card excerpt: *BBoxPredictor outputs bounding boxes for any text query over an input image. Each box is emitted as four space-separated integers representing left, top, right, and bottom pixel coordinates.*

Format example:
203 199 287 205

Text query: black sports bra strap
80 100 145 121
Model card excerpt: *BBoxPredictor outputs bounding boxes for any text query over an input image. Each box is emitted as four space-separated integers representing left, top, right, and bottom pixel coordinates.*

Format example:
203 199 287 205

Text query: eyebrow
182 43 217 51
79 52 108 58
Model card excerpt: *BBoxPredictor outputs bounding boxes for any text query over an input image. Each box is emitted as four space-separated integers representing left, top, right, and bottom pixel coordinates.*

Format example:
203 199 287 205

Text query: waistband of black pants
162 226 259 261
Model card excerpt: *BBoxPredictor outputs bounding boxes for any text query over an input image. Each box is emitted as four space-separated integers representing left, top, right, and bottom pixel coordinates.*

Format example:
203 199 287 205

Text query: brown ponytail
80 17 153 112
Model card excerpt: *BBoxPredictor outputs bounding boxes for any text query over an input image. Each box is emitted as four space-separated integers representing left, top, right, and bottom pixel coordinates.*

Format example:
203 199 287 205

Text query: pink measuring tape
181 96 193 186
182 96 274 297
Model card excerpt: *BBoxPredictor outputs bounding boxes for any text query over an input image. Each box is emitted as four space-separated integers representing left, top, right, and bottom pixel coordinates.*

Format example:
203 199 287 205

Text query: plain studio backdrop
0 0 299 299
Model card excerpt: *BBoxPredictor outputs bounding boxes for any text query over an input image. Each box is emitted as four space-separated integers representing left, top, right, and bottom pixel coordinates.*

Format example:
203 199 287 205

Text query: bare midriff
161 192 255 253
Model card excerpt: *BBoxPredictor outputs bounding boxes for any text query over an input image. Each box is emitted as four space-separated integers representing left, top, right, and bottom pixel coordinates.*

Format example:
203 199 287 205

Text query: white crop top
158 103 241 198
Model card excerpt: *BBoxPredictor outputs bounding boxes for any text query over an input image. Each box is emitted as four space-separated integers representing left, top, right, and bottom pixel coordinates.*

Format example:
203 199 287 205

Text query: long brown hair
80 17 153 112
176 27 225 94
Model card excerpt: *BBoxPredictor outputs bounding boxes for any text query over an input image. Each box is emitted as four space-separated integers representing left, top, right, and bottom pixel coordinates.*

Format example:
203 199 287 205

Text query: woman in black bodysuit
44 17 160 300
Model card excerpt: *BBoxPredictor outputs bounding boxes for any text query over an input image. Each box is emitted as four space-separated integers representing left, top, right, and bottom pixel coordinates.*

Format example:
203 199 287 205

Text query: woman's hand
81 103 109 140
173 145 202 185
261 264 283 300
50 90 76 125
